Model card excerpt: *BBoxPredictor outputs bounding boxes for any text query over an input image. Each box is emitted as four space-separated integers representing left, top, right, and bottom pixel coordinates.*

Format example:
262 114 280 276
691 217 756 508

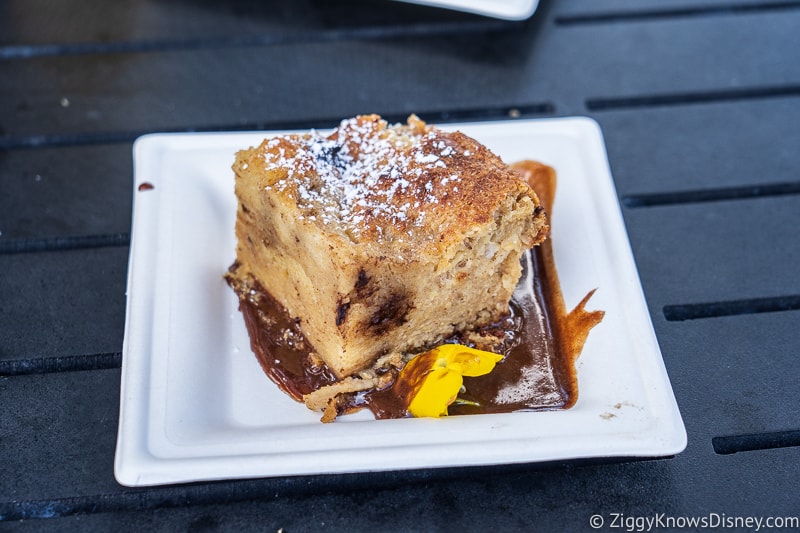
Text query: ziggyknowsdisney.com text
589 512 799 531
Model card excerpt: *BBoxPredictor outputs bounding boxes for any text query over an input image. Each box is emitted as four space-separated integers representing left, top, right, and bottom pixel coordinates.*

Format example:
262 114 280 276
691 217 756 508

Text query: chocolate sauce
237 288 338 402
231 160 604 420
137 182 155 191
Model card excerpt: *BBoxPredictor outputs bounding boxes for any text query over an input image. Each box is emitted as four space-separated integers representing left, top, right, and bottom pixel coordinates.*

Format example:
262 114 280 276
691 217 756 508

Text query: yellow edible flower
397 344 504 418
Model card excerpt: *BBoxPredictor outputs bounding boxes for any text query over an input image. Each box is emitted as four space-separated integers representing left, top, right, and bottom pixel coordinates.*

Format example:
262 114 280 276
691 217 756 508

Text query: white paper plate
114 117 686 487
393 0 539 20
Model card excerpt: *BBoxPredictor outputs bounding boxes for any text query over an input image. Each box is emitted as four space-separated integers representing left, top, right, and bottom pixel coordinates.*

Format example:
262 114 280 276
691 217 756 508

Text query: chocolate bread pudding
225 115 601 422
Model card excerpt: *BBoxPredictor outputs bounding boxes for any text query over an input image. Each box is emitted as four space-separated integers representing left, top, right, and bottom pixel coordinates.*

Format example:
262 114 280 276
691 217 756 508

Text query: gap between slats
555 1 800 26
622 182 800 207
664 296 800 321
713 430 800 454
587 85 800 111
0 353 121 376
0 104 553 150
0 233 130 254
0 20 515 60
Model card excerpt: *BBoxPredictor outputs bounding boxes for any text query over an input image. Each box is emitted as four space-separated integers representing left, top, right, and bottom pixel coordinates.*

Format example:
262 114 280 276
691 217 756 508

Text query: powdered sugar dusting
258 115 468 243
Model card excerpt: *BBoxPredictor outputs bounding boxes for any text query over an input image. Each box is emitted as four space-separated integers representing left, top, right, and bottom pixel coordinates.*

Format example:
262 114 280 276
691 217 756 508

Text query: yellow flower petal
435 344 503 376
397 344 504 418
407 367 462 418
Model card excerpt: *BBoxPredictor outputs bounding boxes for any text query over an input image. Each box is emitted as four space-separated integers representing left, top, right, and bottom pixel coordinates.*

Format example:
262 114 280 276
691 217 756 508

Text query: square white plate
115 117 686 487
393 0 539 20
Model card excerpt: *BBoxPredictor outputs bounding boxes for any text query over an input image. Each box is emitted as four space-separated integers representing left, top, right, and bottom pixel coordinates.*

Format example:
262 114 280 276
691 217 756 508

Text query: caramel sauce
232 160 604 419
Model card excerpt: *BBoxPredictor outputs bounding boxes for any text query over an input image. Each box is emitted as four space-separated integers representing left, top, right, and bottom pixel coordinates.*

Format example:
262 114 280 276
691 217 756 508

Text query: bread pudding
225 114 548 381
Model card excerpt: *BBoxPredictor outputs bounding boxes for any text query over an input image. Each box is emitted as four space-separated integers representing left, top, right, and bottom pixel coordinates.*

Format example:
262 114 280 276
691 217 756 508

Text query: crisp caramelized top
234 114 546 256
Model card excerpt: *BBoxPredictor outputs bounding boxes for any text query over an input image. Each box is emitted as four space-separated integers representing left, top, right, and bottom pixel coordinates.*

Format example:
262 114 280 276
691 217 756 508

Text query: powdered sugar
259 116 467 242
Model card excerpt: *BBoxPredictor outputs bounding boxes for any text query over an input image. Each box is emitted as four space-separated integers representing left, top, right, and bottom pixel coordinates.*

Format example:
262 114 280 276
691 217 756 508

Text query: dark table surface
2 0 800 531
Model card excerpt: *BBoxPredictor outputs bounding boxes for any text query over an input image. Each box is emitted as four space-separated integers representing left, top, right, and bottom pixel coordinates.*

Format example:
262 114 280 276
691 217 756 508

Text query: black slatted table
2 0 799 530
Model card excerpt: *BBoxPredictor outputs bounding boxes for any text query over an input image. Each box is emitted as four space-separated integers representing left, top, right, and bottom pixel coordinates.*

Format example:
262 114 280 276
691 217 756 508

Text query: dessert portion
225 114 548 384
